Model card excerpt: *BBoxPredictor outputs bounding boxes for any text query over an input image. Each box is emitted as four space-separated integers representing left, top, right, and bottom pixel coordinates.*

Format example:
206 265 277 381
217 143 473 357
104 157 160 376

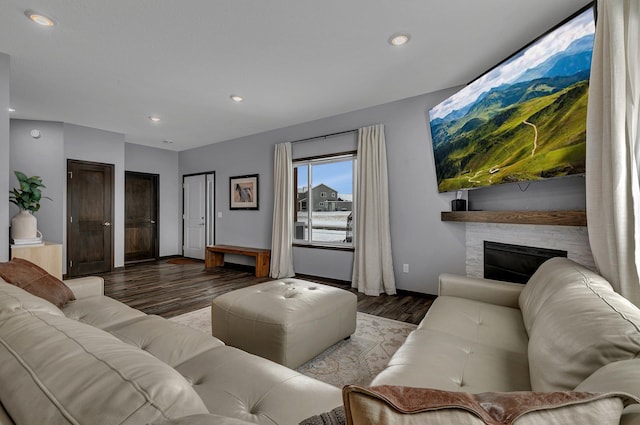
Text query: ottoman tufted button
283 290 298 299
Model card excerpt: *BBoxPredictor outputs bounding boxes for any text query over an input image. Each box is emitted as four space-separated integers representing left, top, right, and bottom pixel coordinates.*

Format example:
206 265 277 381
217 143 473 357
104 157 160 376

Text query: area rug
169 308 416 388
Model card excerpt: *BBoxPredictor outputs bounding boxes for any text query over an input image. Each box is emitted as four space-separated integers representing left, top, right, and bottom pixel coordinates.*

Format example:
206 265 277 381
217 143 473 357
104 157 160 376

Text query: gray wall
179 134 274 261
468 175 586 211
0 53 8 261
125 143 181 257
180 88 472 294
9 120 65 245
4 85 586 293
9 119 126 273
9 123 181 268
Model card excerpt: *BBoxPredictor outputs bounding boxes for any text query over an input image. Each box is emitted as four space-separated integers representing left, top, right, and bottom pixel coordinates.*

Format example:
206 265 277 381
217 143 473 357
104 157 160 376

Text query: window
294 153 356 247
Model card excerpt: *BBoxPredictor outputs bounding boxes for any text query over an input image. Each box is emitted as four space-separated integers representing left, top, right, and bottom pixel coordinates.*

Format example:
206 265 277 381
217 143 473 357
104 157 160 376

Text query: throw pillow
343 385 638 425
0 258 75 308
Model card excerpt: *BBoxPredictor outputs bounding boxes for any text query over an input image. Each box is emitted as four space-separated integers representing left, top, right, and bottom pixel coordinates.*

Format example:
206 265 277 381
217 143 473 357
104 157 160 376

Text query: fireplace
484 241 567 284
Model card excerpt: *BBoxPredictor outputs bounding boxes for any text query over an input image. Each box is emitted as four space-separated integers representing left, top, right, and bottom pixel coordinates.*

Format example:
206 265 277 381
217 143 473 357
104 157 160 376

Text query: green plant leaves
9 171 50 212
14 171 28 182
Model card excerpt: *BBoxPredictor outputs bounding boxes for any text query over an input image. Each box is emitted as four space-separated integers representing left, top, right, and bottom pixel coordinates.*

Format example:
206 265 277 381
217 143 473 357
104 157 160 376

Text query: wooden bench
205 245 271 278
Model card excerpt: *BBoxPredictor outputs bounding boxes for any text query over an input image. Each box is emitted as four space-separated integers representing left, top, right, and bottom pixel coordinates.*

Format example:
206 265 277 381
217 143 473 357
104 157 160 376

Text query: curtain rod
289 129 358 145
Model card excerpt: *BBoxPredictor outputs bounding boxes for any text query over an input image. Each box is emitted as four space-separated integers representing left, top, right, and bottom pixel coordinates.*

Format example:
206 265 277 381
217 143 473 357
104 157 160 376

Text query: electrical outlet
403 264 409 273
217 211 223 218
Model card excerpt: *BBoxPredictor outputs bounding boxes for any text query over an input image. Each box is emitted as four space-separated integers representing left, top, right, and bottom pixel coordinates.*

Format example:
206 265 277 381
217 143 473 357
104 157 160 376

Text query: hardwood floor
99 259 436 325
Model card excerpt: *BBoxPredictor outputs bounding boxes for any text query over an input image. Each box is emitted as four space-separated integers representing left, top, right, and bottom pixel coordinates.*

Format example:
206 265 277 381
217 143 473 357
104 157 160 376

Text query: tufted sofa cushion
371 328 531 393
526 260 640 391
418 296 528 354
175 345 342 425
107 315 225 367
62 294 147 329
0 281 208 425
372 295 530 393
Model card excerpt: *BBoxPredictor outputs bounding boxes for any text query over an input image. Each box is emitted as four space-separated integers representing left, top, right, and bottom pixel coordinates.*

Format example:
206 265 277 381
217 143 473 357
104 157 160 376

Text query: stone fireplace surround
466 222 596 278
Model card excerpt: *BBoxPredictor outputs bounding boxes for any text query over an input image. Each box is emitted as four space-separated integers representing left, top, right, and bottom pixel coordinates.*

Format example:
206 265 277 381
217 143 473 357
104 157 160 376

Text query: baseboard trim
294 273 436 299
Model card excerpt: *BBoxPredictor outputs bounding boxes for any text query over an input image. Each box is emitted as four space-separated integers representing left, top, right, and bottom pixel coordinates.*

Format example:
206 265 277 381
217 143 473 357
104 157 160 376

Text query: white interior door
183 175 206 259
206 174 215 246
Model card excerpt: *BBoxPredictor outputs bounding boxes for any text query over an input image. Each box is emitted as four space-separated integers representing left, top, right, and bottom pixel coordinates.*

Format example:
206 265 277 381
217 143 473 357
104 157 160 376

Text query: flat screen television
428 4 596 193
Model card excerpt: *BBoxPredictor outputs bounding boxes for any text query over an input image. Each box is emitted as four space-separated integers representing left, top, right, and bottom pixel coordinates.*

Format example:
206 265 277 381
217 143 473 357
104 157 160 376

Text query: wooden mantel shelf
441 210 587 226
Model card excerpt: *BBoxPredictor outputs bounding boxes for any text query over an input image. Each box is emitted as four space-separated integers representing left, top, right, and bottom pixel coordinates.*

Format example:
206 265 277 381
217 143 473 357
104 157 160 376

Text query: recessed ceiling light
389 33 410 46
230 95 244 103
8 108 15 112
25 10 55 27
149 116 161 123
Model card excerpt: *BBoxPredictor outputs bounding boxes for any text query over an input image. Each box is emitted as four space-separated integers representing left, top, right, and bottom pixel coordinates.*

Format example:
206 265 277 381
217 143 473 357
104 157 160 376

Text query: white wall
125 143 181 257
63 123 126 270
10 120 65 245
0 53 9 261
180 89 471 295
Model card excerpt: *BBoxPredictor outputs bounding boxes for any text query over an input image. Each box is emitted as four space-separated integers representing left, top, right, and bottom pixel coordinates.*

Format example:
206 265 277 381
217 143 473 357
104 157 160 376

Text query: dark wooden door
67 160 114 276
125 172 159 263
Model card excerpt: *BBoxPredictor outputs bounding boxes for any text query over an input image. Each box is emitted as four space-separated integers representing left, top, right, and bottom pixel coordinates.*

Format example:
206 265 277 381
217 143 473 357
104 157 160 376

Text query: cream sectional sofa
0 276 341 425
372 257 640 423
2 257 640 424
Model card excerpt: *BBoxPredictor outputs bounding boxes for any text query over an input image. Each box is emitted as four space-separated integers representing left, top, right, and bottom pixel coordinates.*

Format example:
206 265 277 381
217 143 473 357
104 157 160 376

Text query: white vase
11 210 38 240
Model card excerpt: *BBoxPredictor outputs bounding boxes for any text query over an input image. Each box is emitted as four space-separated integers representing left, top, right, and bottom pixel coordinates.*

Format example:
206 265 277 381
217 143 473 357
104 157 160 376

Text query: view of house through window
294 154 355 246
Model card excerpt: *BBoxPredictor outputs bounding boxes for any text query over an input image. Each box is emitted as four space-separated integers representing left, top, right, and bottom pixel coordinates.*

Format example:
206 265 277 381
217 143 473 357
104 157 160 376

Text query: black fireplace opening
484 241 567 284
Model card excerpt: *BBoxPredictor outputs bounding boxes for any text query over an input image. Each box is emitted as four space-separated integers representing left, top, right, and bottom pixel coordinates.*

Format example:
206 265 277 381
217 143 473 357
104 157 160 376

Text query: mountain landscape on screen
428 7 595 192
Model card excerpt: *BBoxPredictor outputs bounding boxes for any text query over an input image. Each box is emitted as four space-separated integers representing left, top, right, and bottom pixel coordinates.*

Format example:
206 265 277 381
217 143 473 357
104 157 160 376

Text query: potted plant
9 171 50 240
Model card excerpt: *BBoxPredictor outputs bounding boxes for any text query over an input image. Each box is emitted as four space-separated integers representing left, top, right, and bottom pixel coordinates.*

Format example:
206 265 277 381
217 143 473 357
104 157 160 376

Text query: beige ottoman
211 278 357 369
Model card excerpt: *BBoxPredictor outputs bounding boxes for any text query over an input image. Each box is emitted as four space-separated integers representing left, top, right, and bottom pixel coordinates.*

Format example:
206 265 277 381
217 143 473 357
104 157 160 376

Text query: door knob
104 222 111 227
150 220 156 224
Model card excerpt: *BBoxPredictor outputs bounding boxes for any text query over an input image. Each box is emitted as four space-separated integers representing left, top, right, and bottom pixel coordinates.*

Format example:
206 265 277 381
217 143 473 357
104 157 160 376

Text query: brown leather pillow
0 258 75 308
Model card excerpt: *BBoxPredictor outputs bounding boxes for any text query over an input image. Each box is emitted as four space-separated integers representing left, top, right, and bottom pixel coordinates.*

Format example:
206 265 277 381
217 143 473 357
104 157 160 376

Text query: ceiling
0 0 590 151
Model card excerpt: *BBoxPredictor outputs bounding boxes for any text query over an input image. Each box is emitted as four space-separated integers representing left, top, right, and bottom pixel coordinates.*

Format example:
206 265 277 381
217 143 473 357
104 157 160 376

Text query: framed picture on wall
230 174 259 210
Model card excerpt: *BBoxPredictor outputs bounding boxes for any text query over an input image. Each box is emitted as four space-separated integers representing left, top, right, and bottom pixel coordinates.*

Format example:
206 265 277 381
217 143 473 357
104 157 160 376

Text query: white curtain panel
352 124 397 296
270 142 295 278
586 0 640 305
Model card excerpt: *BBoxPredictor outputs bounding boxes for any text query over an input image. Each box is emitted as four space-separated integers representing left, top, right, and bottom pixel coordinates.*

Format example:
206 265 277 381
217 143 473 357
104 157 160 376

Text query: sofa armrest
438 274 523 308
63 276 104 299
